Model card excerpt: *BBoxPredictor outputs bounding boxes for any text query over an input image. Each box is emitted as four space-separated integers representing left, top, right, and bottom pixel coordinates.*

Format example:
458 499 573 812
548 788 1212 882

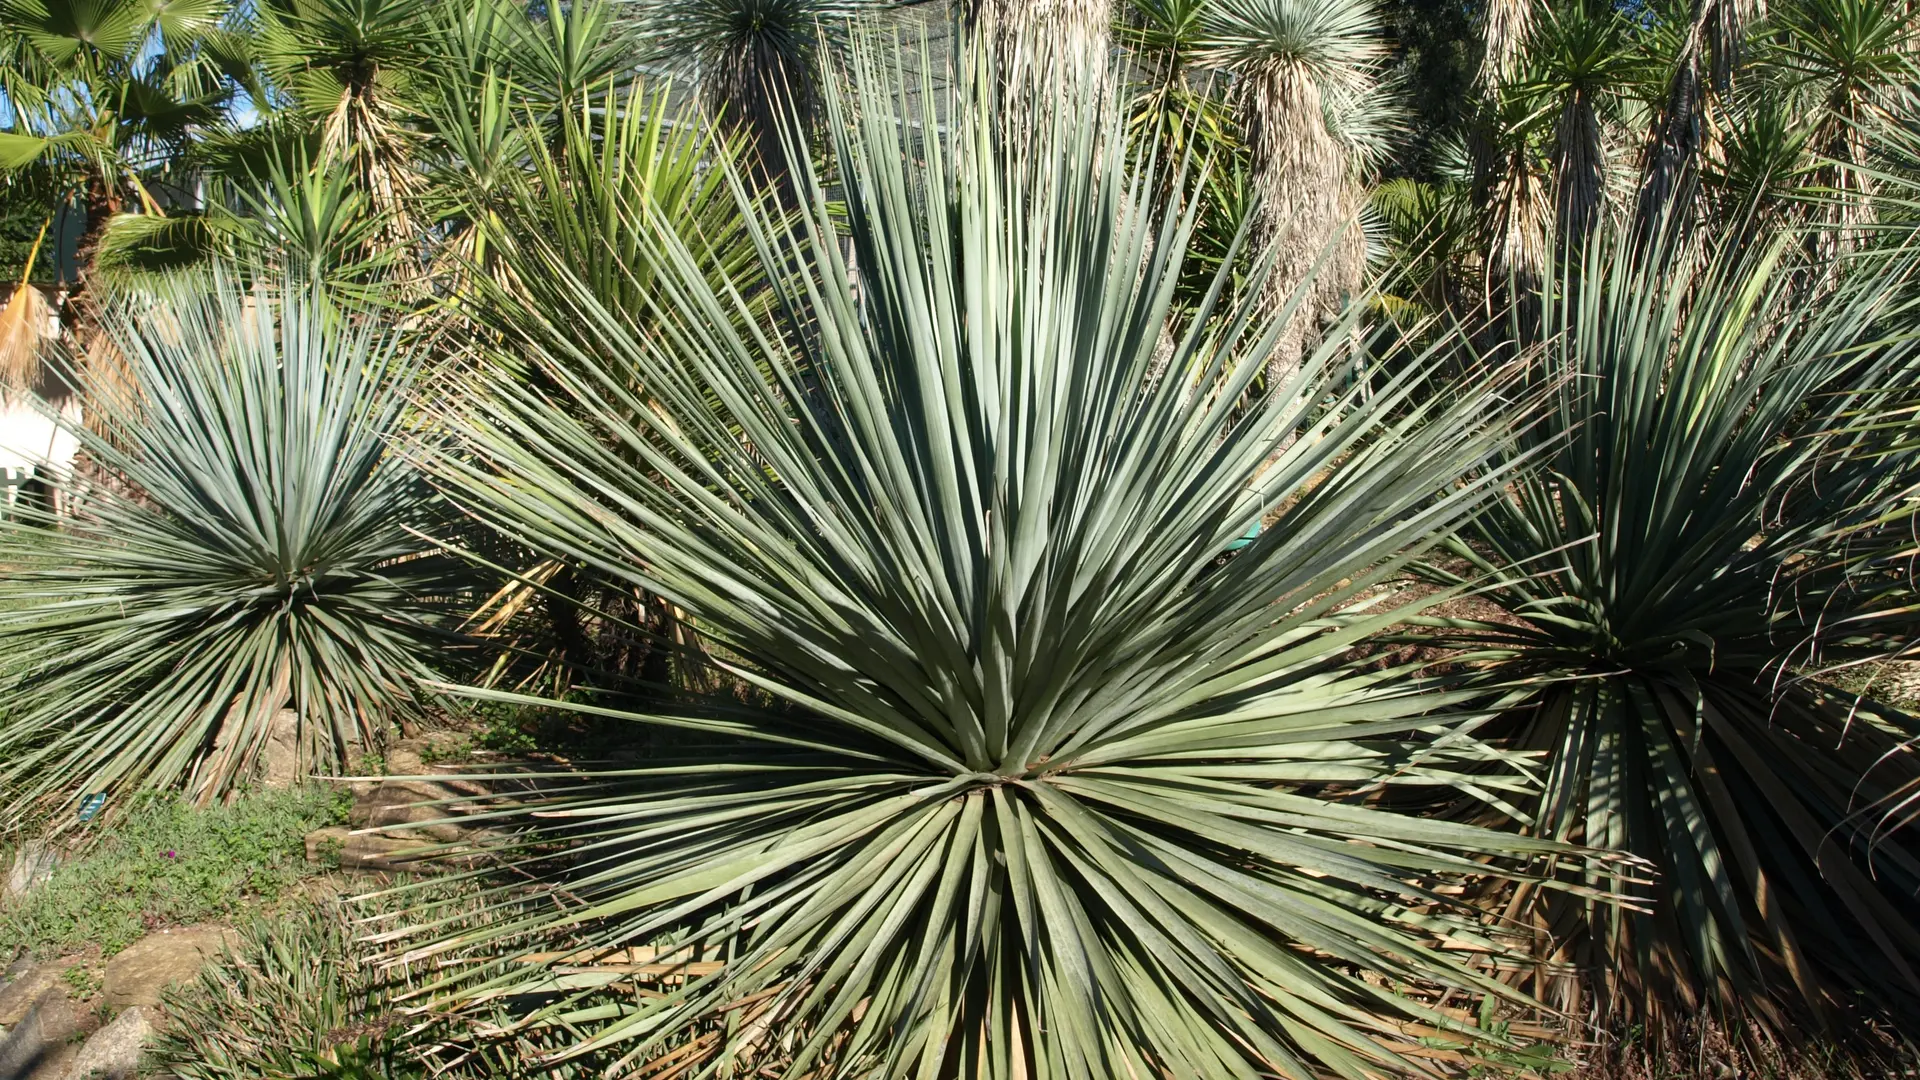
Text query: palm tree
1530 0 1636 244
249 0 442 244
1370 172 1476 324
1198 0 1396 384
1633 0 1744 231
1754 0 1917 241
635 0 878 200
1421 230 1920 1049
0 0 234 313
398 48 1582 1079
1120 0 1253 306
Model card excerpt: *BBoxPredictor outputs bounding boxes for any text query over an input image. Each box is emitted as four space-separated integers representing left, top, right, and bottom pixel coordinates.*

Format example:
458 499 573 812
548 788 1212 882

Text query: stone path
0 929 223 1080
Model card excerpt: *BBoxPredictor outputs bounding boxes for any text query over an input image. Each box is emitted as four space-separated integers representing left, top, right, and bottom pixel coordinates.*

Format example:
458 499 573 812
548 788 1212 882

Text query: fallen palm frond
0 217 54 394
0 282 50 394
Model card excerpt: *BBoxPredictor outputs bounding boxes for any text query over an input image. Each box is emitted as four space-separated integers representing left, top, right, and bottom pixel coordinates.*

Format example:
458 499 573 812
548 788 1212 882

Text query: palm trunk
710 43 811 209
1554 88 1604 246
1248 69 1361 388
1635 0 1726 238
65 165 122 323
967 0 1113 97
1477 131 1546 337
1480 0 1534 88
543 563 598 678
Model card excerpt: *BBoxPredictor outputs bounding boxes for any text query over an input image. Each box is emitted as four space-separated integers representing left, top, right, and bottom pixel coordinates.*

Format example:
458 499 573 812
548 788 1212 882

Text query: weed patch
0 786 346 959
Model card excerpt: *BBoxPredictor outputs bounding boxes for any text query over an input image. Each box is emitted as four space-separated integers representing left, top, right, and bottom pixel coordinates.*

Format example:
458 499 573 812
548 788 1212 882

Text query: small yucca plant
154 891 626 1080
153 903 427 1080
398 51 1594 1079
0 275 460 821
1423 232 1920 1045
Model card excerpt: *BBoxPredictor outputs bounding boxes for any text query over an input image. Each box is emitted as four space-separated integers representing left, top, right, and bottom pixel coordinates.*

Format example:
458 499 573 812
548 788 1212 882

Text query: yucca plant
153 903 424 1080
0 274 460 821
398 51 1596 1078
154 890 629 1080
481 80 759 335
1421 231 1920 1046
1759 0 1917 231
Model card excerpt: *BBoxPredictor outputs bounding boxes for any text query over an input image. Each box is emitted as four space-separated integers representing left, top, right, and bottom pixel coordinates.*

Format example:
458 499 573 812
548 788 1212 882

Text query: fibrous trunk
709 41 812 206
967 0 1113 97
1554 88 1605 245
1247 68 1364 387
1481 0 1534 87
66 166 122 324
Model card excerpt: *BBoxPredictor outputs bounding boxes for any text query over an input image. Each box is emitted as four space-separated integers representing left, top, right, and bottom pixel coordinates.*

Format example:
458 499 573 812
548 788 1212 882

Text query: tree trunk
1554 88 1605 246
1249 71 1362 390
967 0 1113 100
1475 127 1545 341
542 563 599 679
1635 0 1721 239
63 166 122 329
1480 0 1534 88
709 42 813 210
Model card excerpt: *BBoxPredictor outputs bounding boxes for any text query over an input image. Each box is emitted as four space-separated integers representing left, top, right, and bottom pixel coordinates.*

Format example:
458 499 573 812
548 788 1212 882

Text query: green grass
0 785 348 959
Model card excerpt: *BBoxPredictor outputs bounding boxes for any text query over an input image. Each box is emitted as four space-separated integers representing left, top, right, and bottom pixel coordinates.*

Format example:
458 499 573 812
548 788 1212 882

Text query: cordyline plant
403 53 1592 1079
0 275 460 821
450 80 762 693
1419 232 1920 1048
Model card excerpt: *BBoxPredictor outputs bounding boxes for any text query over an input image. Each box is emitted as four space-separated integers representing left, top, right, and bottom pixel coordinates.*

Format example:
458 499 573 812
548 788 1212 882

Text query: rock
57 1004 149 1080
311 758 509 876
381 733 476 777
349 779 494 843
303 825 351 866
259 708 302 789
383 741 426 776
100 928 236 1010
0 988 81 1080
0 961 76 1027
416 730 470 760
5 843 58 899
